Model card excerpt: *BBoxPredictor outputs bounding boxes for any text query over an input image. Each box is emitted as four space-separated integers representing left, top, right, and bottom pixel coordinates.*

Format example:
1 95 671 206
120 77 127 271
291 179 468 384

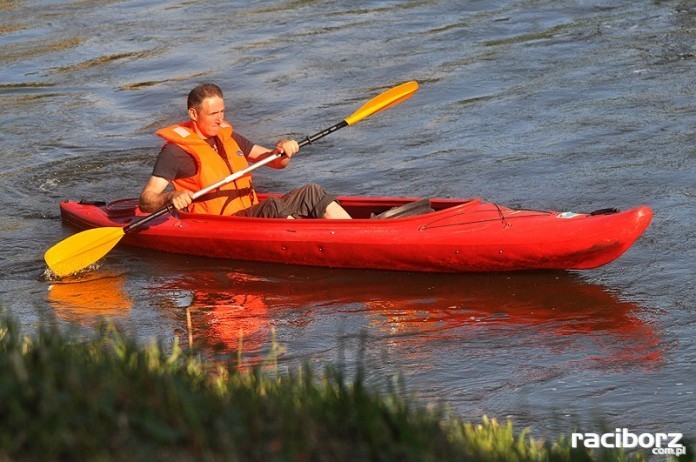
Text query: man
139 83 351 219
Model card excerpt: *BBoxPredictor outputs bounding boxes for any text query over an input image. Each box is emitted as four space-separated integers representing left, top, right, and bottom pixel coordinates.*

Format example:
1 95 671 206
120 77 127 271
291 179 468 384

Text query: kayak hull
58 194 652 272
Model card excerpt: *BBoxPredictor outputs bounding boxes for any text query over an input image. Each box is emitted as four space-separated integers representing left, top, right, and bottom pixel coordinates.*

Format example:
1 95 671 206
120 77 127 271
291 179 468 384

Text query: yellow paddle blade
44 227 126 277
344 81 419 126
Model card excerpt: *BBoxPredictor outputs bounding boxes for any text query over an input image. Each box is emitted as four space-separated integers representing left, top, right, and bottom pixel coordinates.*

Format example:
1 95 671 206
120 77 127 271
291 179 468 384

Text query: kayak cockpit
92 195 475 222
318 195 478 219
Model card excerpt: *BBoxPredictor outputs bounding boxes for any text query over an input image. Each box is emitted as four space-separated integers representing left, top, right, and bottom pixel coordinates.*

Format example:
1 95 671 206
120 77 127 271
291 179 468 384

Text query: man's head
187 83 225 139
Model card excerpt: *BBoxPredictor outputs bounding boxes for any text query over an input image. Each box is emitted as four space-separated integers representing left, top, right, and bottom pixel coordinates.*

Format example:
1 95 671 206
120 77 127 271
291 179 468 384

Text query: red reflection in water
189 284 269 353
44 259 661 370
157 272 273 370
157 265 663 368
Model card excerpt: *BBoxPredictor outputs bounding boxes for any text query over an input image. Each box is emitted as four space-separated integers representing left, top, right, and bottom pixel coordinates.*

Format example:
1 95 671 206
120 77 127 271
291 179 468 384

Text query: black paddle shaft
299 120 348 147
123 204 174 233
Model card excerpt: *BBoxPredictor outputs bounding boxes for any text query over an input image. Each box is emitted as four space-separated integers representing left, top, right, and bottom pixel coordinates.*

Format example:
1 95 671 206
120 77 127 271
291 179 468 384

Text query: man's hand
275 139 299 158
169 190 194 210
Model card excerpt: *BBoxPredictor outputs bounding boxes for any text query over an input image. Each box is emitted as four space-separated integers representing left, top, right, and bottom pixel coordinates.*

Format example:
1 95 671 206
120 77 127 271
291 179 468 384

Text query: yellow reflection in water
47 272 132 323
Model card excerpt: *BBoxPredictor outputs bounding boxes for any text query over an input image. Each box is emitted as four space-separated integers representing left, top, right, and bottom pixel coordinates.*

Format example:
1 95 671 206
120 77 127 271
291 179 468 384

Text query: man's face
190 96 225 138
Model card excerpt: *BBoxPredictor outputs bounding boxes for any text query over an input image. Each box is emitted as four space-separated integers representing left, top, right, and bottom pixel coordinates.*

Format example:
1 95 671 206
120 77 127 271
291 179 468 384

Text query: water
1 0 694 444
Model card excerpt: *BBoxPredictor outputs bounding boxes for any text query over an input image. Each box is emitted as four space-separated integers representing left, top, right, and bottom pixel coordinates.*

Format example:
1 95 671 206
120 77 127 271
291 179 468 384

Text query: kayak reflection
47 271 132 323
156 263 662 367
191 278 269 355
147 272 272 372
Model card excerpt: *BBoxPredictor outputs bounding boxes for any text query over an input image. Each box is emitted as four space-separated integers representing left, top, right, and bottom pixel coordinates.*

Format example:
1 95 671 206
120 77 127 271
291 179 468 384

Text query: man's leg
281 183 351 219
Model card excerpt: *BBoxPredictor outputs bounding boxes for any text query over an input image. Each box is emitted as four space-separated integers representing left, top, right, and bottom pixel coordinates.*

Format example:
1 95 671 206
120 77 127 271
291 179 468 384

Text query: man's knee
297 183 326 197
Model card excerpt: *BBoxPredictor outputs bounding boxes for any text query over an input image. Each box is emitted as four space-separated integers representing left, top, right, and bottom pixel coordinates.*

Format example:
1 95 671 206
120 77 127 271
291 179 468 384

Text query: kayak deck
58 194 653 272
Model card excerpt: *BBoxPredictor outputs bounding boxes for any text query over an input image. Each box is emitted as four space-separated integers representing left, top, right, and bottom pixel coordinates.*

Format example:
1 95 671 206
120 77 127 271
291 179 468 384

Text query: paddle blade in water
44 227 125 277
344 81 419 126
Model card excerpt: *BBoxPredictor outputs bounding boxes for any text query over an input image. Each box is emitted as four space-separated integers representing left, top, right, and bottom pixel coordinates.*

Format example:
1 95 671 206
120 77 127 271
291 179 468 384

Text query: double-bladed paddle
44 81 419 277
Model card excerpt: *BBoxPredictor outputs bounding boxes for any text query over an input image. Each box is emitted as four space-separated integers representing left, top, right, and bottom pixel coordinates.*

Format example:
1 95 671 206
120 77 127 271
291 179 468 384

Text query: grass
0 315 684 461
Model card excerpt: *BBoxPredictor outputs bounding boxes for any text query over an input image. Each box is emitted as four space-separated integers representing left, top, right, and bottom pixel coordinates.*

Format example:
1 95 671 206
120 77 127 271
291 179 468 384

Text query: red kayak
58 194 652 272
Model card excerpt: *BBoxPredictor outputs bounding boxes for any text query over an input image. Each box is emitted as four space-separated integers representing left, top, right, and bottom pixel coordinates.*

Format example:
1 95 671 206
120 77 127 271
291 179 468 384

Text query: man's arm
139 175 193 212
247 139 299 169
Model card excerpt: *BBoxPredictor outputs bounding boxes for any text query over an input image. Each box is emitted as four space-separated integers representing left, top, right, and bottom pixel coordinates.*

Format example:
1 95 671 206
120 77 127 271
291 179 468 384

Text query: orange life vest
156 121 259 215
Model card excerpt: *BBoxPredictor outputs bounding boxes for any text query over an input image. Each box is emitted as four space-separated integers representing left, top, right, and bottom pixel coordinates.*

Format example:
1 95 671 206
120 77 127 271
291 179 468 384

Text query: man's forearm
139 190 172 212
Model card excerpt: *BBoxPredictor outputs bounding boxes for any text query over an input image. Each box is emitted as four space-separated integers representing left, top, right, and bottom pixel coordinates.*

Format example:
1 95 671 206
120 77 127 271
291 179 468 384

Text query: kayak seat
78 200 107 206
590 207 620 216
371 198 434 219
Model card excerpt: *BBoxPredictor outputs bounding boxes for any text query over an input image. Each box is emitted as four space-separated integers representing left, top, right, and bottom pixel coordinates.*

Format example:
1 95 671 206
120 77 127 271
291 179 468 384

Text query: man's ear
188 107 198 121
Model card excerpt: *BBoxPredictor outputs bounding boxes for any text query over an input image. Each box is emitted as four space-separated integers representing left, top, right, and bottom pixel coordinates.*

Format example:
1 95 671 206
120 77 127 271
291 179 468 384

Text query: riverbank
0 316 669 461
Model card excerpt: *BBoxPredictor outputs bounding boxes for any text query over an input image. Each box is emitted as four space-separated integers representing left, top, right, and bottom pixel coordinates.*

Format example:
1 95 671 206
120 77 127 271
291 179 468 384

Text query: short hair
187 83 223 110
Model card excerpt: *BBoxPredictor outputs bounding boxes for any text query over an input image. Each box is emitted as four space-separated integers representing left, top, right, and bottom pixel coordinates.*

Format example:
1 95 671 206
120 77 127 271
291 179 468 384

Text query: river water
1 0 694 445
